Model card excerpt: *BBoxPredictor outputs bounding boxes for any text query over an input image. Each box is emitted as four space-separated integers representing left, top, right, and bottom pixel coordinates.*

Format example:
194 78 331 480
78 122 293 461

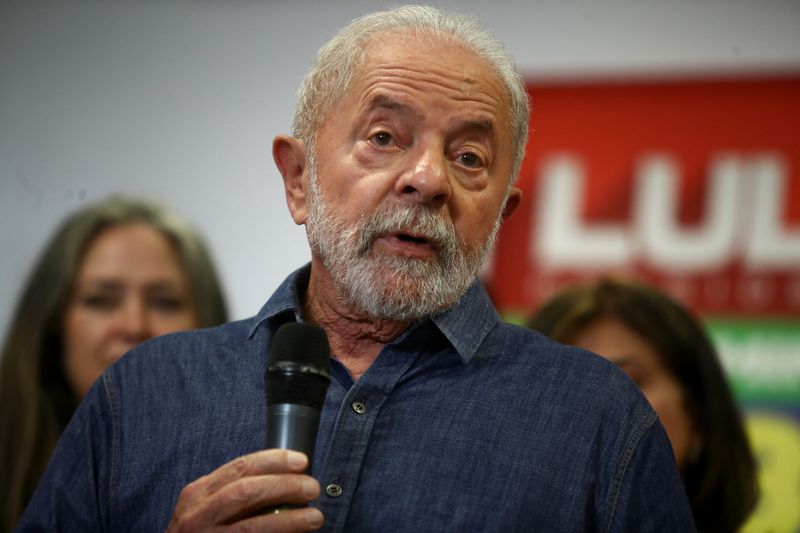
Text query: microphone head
268 322 330 373
267 323 331 408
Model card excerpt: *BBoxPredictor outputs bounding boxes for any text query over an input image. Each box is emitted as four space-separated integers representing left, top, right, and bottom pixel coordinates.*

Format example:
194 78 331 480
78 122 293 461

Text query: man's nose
395 147 451 209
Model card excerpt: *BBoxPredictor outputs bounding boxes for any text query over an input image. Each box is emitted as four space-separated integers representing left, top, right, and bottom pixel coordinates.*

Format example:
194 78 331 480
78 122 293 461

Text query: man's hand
167 449 324 532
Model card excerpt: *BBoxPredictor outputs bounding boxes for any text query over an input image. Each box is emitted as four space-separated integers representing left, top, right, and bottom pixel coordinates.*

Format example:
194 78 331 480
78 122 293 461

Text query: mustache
356 204 458 258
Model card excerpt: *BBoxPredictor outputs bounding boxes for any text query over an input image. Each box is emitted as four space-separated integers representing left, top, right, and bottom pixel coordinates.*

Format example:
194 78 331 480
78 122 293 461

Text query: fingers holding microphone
167 449 324 532
168 324 332 531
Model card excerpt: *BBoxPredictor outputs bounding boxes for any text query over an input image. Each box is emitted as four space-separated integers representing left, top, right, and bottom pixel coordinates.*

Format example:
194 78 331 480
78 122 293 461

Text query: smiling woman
0 197 229 531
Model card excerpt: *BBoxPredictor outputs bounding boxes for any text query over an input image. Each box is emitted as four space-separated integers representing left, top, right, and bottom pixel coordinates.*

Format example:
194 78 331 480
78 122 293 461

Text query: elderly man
20 6 695 532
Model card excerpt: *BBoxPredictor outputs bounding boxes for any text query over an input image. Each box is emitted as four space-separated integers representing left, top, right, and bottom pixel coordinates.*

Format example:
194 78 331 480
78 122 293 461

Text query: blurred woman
528 278 758 533
0 197 228 531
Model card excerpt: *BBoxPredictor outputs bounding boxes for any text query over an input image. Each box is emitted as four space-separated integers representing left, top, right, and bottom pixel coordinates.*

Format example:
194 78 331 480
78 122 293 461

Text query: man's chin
328 254 468 320
340 271 439 317
376 254 442 275
363 269 424 294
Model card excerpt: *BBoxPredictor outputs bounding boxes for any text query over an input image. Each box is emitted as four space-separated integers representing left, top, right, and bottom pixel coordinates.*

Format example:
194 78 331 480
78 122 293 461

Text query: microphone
266 322 331 470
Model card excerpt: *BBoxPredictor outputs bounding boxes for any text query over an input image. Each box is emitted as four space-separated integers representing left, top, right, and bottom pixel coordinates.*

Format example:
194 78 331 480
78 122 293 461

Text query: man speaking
20 6 695 532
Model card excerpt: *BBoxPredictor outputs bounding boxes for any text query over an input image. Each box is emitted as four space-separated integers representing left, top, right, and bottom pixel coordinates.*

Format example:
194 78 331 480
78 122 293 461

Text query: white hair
292 5 530 185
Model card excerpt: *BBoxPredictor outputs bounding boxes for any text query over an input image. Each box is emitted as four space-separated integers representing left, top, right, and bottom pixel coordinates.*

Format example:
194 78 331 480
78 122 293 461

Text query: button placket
324 401 365 502
316 369 404 530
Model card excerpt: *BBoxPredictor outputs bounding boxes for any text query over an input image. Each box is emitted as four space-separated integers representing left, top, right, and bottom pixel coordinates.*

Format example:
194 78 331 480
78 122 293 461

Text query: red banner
489 75 800 317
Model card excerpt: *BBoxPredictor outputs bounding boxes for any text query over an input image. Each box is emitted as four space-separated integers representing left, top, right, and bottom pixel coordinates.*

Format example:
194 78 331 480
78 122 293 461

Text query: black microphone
266 322 331 470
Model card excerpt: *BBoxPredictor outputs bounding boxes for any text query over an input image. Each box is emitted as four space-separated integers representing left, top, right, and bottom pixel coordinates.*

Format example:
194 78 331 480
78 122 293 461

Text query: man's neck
302 264 410 381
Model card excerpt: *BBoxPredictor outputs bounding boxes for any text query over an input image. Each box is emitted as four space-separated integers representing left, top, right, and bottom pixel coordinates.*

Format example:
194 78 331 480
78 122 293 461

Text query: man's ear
273 134 309 225
502 187 522 220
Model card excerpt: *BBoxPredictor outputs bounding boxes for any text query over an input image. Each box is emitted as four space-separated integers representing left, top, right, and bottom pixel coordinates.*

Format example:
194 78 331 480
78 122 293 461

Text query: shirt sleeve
603 418 697 533
16 373 115 532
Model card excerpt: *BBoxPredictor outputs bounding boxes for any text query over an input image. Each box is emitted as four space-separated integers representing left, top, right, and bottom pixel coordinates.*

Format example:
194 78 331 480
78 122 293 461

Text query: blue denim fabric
19 265 695 532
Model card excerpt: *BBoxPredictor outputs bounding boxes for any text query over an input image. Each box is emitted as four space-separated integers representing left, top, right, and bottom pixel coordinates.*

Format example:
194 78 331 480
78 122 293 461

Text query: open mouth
375 231 438 258
396 233 430 245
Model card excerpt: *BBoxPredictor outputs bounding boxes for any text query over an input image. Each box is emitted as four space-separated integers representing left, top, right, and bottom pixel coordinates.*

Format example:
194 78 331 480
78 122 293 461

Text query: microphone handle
259 404 323 515
267 403 322 469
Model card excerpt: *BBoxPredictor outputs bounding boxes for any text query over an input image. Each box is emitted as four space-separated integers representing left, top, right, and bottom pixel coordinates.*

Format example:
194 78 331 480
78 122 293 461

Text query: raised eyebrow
453 118 496 138
364 94 417 118
363 95 497 143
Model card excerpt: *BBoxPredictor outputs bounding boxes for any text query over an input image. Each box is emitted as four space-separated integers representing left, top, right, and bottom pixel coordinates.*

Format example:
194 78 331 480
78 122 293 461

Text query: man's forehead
308 28 515 152
358 29 487 74
348 33 509 111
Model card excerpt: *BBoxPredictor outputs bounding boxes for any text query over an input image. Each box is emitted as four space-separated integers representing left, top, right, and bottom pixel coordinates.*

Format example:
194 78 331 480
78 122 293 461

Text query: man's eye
458 152 482 168
370 131 394 146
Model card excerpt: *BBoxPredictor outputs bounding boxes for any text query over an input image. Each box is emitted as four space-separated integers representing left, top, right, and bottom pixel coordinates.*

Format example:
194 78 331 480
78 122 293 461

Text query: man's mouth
374 231 438 258
396 232 430 245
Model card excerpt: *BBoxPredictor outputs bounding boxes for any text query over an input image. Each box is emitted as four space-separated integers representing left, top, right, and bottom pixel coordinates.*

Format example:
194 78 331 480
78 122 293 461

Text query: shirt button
351 401 366 414
326 483 343 498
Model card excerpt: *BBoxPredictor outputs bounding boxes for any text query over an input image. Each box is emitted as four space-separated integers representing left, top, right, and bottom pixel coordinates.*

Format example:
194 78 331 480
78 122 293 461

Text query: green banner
706 319 800 405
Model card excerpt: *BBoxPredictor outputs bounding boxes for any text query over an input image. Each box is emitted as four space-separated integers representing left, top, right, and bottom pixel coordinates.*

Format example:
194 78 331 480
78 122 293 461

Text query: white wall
2 0 799 338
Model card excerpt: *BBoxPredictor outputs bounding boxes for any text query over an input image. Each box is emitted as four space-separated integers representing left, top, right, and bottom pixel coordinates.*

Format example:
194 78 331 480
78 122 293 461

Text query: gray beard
305 167 504 321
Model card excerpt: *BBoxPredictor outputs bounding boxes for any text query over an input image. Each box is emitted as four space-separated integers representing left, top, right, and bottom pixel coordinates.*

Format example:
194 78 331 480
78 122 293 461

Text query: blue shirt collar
249 263 499 364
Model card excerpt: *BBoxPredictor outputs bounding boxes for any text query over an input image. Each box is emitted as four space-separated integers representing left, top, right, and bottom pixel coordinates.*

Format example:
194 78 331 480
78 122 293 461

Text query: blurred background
1 1 798 530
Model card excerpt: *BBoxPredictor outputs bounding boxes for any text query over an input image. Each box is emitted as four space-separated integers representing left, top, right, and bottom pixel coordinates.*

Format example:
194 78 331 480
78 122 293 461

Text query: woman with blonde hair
0 197 228 531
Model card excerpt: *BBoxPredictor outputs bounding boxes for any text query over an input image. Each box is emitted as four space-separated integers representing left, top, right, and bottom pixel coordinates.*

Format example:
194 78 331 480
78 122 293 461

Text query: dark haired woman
528 278 758 533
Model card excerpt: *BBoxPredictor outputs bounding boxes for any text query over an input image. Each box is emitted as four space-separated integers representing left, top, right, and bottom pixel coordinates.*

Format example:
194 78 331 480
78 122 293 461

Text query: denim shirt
20 265 695 532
